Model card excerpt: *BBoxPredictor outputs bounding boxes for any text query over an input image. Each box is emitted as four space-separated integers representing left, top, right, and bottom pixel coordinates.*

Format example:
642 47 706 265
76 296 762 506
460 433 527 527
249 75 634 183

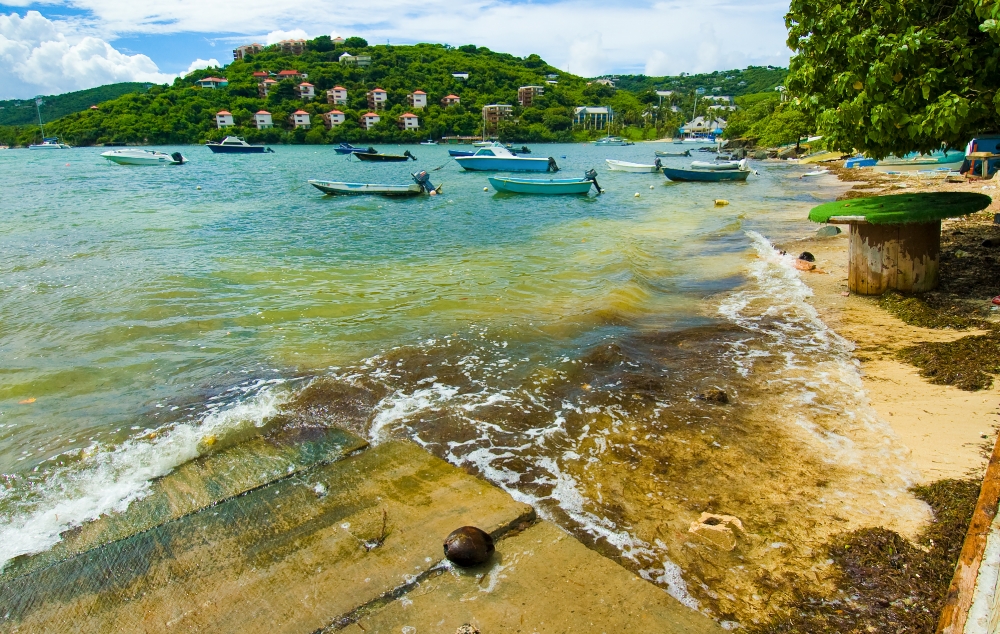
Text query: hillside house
361 112 380 129
518 85 544 107
332 36 345 46
252 71 270 79
197 77 228 89
573 106 612 129
441 94 460 107
326 86 347 104
398 112 419 131
339 53 372 67
233 43 263 60
254 111 273 129
276 70 306 80
290 110 311 129
215 111 234 128
295 82 315 100
367 88 387 110
407 91 427 109
277 39 306 55
680 116 726 136
452 73 469 80
258 78 277 98
322 110 346 129
482 104 513 133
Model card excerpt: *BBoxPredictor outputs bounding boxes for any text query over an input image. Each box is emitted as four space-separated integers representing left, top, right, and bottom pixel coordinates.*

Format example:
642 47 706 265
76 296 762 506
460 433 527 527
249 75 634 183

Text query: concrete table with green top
808 192 992 295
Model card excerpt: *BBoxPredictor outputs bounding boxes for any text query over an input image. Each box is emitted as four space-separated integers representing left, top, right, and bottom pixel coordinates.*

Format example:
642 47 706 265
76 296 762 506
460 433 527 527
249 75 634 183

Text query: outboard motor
520 146 531 154
170 152 185 165
366 147 377 154
404 150 417 161
265 147 275 153
654 158 662 170
412 170 439 193
547 157 559 172
584 168 603 193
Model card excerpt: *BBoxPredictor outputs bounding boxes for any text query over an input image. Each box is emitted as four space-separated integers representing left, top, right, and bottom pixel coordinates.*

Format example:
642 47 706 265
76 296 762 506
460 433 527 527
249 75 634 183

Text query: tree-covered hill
612 66 788 97
0 37 789 146
0 82 151 127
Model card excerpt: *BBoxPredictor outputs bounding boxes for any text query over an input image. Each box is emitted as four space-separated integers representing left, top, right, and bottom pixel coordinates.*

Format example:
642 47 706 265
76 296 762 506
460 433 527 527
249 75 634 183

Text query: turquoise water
4 143 929 621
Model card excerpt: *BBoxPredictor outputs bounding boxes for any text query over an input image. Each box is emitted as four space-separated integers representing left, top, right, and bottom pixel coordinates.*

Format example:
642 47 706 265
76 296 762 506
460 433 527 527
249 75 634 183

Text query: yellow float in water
714 199 729 206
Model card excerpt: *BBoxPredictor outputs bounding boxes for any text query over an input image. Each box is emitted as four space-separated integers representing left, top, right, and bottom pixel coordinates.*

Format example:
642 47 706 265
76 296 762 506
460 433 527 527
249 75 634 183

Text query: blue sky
0 1 792 99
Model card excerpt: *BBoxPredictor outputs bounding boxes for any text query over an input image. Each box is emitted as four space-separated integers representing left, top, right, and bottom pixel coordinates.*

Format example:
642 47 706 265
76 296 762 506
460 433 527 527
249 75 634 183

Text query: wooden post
847 220 940 295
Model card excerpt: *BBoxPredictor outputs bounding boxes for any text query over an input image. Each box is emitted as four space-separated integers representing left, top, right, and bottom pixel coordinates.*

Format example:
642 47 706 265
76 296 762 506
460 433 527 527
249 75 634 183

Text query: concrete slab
1 424 368 581
345 521 722 634
0 441 534 634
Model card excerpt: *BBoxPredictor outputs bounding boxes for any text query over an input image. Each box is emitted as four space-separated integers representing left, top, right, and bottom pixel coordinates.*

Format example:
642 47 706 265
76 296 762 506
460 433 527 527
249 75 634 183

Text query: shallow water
0 144 922 622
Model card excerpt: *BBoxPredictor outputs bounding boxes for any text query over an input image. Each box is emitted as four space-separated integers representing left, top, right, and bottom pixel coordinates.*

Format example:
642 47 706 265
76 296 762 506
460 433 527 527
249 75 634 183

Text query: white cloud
0 11 174 98
644 50 671 77
185 58 222 75
566 32 610 78
264 28 308 45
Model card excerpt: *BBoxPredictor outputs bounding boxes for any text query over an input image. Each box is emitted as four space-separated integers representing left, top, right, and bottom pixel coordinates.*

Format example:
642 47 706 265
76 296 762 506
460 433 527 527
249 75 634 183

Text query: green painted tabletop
809 192 992 225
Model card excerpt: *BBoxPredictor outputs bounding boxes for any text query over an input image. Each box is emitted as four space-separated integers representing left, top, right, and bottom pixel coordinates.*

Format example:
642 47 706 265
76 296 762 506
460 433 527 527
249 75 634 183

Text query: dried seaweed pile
750 479 980 634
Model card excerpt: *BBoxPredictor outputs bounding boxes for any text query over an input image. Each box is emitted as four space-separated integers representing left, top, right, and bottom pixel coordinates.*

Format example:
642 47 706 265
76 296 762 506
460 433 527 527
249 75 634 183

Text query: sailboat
28 97 71 150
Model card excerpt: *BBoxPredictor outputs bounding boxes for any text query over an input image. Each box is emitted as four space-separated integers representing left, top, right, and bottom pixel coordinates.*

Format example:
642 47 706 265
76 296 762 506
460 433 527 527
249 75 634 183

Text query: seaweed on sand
877 291 982 330
898 333 1000 391
750 479 980 634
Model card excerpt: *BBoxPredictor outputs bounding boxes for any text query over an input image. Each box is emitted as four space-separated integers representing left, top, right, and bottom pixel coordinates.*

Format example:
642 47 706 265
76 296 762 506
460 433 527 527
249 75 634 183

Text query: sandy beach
785 169 1000 483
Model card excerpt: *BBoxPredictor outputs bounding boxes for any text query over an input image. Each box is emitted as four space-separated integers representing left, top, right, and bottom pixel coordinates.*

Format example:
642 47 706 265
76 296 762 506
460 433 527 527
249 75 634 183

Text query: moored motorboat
454 143 557 172
29 137 71 150
309 170 440 196
690 160 741 171
489 169 601 194
420 140 438 145
593 136 634 146
654 149 691 157
662 166 751 182
354 150 417 162
334 143 374 155
874 150 965 172
205 136 273 153
605 158 662 173
101 148 186 165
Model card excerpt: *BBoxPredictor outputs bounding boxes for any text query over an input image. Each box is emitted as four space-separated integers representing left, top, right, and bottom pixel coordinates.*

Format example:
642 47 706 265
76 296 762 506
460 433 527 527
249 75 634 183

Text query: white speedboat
101 148 186 165
420 140 438 145
473 140 494 147
454 142 557 172
605 159 661 173
29 137 71 150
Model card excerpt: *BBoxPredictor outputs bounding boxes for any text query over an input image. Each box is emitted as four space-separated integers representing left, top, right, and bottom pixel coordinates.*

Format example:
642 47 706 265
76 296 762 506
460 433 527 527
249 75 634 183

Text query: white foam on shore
0 382 287 571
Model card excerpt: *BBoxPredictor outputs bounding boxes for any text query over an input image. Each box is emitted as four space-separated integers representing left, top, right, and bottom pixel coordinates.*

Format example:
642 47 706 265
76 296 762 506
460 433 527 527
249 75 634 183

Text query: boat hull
605 160 657 173
308 180 423 196
354 153 413 162
454 157 552 172
448 150 475 157
206 144 268 153
662 167 750 182
488 176 593 194
29 144 70 149
873 158 965 172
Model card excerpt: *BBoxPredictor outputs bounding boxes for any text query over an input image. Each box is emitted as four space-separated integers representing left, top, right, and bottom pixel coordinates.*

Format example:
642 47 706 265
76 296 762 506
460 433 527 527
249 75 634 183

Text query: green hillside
0 82 152 127
611 67 788 97
0 39 788 147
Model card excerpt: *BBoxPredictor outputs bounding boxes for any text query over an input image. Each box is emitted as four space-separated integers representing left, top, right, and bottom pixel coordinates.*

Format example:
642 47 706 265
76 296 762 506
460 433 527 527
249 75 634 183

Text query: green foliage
0 83 151 126
311 35 334 53
785 0 1000 158
613 66 788 96
343 37 368 48
723 93 814 146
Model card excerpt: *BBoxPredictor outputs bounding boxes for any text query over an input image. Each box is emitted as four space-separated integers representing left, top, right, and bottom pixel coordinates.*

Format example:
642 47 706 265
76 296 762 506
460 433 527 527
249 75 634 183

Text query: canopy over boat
454 143 556 172
101 149 186 165
605 159 661 173
308 170 439 196
489 169 601 194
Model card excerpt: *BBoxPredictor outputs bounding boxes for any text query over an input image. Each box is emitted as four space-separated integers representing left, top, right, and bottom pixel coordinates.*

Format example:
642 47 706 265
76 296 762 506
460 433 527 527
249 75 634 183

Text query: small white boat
690 160 741 171
420 140 438 145
594 136 634 146
605 159 661 173
654 150 691 157
29 137 71 150
473 140 494 147
101 148 186 165
454 142 556 172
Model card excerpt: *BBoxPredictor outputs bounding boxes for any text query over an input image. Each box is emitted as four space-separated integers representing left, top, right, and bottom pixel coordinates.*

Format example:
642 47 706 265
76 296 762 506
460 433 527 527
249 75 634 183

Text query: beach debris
444 526 495 566
795 251 817 271
816 225 842 237
689 512 744 551
18 397 36 404
991 296 1000 306
798 252 816 262
841 291 850 297
714 199 729 206
955 249 970 258
983 239 997 248
456 625 481 634
698 388 729 404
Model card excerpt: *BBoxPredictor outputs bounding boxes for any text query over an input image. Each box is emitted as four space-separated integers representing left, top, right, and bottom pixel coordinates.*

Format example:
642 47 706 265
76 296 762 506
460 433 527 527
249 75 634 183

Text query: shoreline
781 167 1000 482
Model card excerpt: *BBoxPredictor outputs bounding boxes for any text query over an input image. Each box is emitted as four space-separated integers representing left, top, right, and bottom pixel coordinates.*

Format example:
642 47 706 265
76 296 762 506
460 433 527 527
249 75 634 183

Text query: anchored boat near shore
101 149 186 165
206 136 274 154
489 169 602 194
454 143 557 172
309 170 440 196
606 159 662 173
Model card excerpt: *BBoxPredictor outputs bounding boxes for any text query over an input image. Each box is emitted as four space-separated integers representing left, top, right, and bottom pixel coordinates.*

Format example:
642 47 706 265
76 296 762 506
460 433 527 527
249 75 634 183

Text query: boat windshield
476 150 495 156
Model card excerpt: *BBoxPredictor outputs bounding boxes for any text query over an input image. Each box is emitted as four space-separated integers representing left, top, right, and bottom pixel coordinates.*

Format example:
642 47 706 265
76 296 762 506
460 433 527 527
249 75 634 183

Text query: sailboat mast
35 98 45 139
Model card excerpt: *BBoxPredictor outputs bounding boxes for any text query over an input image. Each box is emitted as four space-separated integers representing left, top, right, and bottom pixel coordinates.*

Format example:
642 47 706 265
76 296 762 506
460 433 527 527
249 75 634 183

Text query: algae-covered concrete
0 441 533 633
346 520 722 634
1 424 368 582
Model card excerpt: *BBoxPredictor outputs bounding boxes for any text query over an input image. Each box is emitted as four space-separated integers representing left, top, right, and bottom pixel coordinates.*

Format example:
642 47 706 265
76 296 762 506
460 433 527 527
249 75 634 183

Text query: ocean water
0 143 927 622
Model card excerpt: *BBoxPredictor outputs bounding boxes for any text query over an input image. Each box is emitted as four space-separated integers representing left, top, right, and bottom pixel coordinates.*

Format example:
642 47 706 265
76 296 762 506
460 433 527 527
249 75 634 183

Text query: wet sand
784 170 1000 483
